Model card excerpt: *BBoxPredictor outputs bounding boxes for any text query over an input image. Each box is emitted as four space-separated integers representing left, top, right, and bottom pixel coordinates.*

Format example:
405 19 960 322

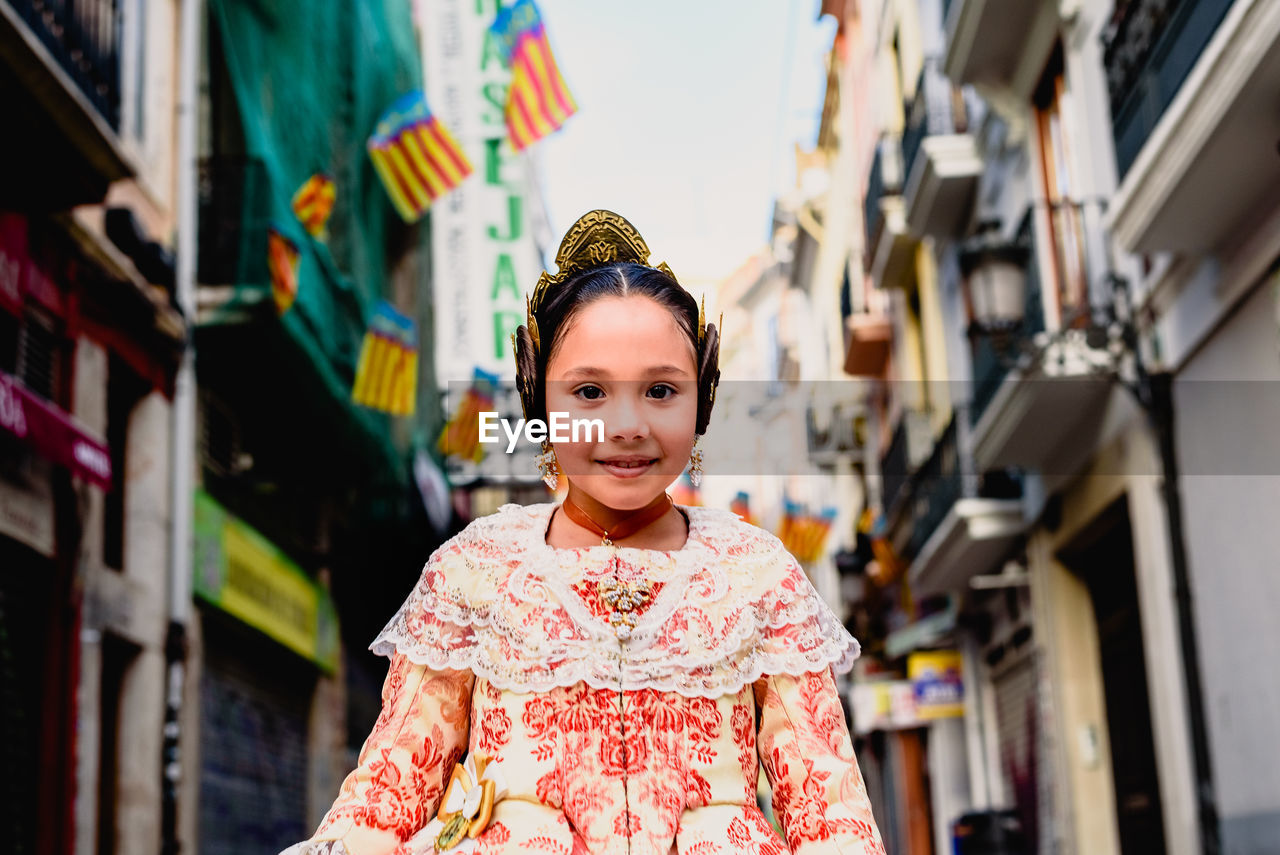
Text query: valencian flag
291 173 336 238
777 499 837 563
266 227 300 314
437 367 500 463
367 91 472 222
352 300 419 416
490 0 578 151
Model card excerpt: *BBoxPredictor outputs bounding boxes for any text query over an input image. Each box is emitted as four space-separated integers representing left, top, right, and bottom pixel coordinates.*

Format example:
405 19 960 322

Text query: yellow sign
193 490 339 671
908 650 965 719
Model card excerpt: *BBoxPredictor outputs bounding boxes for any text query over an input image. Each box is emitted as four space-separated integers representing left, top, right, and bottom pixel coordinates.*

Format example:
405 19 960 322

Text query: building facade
839 0 1280 853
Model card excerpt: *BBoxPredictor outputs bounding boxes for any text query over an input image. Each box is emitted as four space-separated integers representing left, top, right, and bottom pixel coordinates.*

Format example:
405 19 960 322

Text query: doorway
1059 498 1167 854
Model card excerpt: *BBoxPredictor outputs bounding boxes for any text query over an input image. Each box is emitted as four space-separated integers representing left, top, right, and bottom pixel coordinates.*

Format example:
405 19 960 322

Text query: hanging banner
418 0 547 386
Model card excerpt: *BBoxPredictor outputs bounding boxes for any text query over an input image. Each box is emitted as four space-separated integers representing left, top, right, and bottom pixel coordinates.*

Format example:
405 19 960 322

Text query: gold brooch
599 578 653 640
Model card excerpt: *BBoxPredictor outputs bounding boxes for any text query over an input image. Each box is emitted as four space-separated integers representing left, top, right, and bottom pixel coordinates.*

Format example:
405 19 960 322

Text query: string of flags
263 1 577 422
352 301 419 416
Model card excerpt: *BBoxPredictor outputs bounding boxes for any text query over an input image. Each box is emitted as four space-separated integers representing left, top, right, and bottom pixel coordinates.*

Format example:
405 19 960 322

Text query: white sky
533 1 837 286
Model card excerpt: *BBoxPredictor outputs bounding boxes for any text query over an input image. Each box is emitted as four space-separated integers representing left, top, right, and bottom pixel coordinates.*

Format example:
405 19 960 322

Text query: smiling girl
279 210 884 855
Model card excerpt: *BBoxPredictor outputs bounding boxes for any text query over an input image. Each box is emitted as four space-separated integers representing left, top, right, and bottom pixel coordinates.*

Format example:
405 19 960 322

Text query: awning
1 370 111 489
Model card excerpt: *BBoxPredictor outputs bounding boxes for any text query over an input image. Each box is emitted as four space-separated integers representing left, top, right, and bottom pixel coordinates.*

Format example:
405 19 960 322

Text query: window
1033 44 1089 325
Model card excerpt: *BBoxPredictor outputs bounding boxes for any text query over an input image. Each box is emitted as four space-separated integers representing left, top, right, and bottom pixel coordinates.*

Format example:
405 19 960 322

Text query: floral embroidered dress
279 502 885 855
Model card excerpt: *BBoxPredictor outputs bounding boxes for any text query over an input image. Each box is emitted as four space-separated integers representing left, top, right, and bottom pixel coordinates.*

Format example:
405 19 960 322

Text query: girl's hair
513 262 721 434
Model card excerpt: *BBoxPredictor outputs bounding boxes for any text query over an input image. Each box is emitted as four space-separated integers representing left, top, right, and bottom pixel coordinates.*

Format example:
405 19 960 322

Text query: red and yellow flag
437 368 500 463
367 91 472 222
777 500 838 563
490 0 578 151
291 173 336 238
266 227 300 314
352 301 418 415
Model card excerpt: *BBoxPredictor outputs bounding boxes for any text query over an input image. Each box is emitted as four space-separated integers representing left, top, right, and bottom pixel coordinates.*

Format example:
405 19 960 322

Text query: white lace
371 502 860 699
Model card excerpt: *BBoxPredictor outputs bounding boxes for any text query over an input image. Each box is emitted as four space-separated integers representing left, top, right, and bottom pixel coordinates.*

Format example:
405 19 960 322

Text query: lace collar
371 502 860 698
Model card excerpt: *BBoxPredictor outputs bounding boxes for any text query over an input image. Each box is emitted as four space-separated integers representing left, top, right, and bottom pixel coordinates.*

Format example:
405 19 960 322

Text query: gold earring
536 440 559 490
688 436 704 488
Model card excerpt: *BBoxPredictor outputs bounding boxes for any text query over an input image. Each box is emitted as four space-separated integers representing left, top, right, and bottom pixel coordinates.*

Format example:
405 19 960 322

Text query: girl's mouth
597 458 658 478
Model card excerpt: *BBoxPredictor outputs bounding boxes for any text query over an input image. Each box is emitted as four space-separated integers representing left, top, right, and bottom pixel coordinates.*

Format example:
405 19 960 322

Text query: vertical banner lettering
420 0 543 385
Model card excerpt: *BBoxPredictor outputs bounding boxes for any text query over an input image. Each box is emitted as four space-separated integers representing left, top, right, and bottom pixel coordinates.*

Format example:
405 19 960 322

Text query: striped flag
367 91 472 222
777 500 837 563
291 173 336 238
352 301 418 415
437 367 500 463
490 0 578 151
266 227 300 314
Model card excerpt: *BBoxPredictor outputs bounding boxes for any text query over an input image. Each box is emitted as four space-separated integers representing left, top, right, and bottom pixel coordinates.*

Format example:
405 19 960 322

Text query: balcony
864 136 916 289
0 0 132 200
806 400 864 467
904 411 1024 597
843 311 892 377
902 59 982 240
942 0 1058 95
1104 0 1280 255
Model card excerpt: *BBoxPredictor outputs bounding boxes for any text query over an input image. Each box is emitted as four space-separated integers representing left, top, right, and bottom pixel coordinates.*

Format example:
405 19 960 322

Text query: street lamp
958 225 1030 336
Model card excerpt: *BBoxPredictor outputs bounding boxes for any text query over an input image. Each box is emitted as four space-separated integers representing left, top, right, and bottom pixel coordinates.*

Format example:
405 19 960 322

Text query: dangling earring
688 435 704 488
536 440 559 490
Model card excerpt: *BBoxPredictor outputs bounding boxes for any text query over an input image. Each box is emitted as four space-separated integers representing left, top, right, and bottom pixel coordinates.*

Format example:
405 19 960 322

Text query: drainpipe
1114 276 1220 855
163 0 203 852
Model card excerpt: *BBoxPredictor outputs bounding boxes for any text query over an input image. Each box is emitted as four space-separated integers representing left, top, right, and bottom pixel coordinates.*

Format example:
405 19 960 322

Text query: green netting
205 0 430 488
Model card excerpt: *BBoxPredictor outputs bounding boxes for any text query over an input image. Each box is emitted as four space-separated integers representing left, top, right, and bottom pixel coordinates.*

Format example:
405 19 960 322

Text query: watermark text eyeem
478 412 604 453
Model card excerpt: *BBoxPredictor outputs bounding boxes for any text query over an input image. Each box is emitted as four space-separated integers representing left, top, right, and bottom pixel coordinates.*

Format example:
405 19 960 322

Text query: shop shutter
199 630 313 855
992 651 1055 853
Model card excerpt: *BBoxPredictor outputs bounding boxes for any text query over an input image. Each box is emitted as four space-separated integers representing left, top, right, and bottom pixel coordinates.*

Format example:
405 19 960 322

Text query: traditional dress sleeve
277 652 474 855
755 669 886 855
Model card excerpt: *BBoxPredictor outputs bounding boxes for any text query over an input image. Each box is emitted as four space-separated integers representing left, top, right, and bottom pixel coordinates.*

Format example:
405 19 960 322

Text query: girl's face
544 294 699 511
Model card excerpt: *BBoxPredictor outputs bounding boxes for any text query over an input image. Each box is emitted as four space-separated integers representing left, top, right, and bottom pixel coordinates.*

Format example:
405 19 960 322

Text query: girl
280 210 884 854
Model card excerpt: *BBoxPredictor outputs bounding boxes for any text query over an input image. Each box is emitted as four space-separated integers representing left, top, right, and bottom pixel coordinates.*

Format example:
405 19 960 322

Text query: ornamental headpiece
513 209 722 434
521 209 715 357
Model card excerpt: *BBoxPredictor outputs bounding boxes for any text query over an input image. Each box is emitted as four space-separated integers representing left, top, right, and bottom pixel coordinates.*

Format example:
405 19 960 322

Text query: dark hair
514 262 721 434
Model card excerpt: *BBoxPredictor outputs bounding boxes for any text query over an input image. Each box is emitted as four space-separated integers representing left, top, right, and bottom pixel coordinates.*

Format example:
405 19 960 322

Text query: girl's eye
647 384 678 400
573 385 605 401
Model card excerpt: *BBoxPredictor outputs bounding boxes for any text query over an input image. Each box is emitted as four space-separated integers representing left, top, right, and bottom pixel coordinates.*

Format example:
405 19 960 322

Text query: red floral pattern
281 503 883 855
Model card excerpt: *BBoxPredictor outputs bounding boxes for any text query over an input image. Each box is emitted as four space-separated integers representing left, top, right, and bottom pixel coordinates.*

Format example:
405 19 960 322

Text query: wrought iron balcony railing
880 412 911 517
905 409 1022 559
6 0 122 130
1103 0 1235 179
864 136 902 255
901 58 967 188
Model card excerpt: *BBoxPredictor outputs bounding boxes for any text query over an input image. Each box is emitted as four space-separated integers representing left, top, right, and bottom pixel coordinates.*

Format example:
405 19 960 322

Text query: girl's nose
607 389 650 441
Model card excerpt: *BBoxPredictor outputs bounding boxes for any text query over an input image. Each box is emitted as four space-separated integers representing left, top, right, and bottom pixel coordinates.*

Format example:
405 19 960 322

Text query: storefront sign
0 212 68 319
908 650 965 719
850 680 923 735
0 452 55 557
420 0 544 386
0 370 111 490
193 490 339 672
